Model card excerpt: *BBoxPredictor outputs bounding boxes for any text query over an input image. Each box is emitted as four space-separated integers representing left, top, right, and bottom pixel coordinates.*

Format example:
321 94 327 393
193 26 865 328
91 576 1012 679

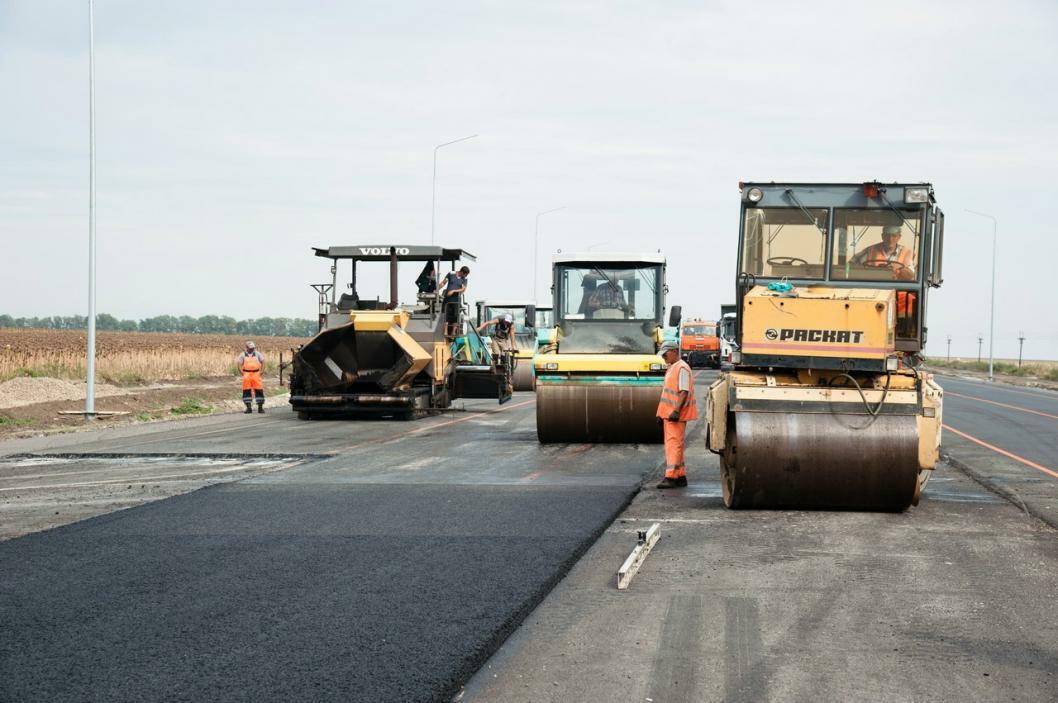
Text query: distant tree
0 314 13 328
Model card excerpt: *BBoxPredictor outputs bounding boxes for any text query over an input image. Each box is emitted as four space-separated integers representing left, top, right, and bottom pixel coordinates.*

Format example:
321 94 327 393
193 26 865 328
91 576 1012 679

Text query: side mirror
668 305 682 328
524 305 536 328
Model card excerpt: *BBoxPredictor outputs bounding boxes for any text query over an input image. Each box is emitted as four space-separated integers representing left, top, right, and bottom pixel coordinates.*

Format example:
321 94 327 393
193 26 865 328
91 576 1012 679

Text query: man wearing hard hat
237 341 266 414
655 341 697 489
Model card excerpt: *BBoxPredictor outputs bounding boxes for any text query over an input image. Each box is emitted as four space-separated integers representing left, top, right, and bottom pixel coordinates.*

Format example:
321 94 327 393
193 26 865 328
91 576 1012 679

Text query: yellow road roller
535 252 678 443
705 182 946 510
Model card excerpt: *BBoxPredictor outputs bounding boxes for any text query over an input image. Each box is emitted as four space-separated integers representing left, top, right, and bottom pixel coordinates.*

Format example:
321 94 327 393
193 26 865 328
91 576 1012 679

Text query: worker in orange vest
853 224 918 333
655 340 697 489
238 341 266 414
853 225 915 280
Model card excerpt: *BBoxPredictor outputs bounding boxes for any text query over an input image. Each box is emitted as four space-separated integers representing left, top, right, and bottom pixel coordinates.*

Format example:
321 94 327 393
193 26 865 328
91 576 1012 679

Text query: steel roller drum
536 381 663 444
511 360 535 391
720 412 921 510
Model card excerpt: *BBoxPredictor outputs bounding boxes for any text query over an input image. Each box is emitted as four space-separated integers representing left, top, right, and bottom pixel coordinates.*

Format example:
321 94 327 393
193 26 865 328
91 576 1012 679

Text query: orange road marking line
946 391 1058 421
329 399 537 454
943 424 1058 479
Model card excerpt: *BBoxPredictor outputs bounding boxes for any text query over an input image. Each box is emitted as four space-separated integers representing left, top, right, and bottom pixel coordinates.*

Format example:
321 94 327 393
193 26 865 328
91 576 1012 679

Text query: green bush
170 398 212 415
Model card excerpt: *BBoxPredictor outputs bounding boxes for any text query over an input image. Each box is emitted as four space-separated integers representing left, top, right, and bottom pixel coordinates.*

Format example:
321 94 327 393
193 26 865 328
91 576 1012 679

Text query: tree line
0 314 317 337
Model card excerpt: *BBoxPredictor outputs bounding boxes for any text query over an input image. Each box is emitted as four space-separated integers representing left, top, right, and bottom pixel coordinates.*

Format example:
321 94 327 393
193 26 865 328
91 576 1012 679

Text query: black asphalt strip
0 481 638 703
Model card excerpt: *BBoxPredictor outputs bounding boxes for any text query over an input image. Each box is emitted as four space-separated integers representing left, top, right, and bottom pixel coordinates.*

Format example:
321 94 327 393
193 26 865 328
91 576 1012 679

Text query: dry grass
0 329 309 384
926 356 1058 381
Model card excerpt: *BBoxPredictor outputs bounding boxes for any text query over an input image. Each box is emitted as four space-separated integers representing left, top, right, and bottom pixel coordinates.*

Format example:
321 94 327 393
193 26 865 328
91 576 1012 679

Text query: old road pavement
2 372 1057 702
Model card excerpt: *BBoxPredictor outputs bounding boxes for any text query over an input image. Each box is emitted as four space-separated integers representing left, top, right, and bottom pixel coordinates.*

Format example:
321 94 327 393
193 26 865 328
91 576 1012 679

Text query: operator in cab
655 341 697 489
853 225 915 281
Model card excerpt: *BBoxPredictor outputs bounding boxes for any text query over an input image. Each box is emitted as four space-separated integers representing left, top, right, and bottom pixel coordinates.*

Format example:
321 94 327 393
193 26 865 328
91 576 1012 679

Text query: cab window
741 208 829 279
830 209 921 282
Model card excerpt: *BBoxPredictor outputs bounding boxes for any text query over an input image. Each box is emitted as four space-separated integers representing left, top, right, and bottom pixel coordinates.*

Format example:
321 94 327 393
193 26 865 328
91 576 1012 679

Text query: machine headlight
730 351 742 364
746 187 763 203
885 356 899 371
649 363 663 371
545 362 559 371
904 187 929 204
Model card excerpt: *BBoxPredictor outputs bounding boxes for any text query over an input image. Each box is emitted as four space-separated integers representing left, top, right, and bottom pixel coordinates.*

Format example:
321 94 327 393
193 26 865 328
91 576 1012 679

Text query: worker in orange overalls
237 341 266 414
655 340 697 489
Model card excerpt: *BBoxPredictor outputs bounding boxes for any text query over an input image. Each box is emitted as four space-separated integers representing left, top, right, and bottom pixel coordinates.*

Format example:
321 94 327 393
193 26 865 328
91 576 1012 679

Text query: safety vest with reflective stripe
656 359 698 421
861 243 912 270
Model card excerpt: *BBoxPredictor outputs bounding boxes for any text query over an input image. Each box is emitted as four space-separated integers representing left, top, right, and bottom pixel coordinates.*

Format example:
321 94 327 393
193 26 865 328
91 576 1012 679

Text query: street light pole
977 335 983 363
86 0 97 418
430 134 478 245
965 209 998 382
533 206 566 301
946 335 951 362
1018 331 1025 368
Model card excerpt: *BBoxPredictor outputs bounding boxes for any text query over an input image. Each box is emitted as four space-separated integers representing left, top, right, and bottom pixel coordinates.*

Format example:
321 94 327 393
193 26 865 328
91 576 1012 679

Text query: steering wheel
767 256 808 267
864 260 914 280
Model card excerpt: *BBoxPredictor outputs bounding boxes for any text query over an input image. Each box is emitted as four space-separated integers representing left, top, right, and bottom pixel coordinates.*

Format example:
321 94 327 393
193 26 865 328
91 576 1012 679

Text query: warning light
863 182 882 198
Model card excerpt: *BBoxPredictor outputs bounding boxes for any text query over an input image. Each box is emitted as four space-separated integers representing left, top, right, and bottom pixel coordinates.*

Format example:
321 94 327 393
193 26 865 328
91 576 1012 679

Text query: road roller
535 252 678 443
705 182 947 510
288 245 512 419
474 299 539 391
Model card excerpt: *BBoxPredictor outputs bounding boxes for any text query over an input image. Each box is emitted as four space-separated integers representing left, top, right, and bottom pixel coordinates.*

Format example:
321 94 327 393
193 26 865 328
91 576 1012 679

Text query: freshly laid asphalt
0 395 659 703
2 371 1057 702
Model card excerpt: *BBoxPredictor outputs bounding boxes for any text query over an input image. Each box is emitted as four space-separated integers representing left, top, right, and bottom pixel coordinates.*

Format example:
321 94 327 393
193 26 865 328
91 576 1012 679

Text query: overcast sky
2 0 1057 358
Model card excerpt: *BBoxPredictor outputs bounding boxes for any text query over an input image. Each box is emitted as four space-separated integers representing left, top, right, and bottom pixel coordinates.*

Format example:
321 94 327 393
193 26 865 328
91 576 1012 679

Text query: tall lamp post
86 0 97 418
533 206 566 301
965 209 997 382
430 134 478 245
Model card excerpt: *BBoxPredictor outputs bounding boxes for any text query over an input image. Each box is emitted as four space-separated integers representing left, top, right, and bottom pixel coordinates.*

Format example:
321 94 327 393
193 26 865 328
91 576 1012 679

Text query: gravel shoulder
0 376 288 439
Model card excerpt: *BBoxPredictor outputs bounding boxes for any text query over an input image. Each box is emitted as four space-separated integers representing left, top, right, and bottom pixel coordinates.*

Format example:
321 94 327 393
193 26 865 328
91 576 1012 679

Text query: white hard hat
245 340 256 349
503 314 513 322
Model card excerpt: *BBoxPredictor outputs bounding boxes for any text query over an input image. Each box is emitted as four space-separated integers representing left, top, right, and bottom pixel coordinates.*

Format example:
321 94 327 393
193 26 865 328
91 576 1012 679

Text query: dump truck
534 252 678 443
705 182 945 510
475 299 538 391
679 318 720 368
288 245 515 419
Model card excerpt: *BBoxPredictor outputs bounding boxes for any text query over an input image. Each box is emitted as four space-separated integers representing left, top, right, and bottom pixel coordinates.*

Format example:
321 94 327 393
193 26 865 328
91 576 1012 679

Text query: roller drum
721 412 920 510
536 382 663 444
512 360 535 391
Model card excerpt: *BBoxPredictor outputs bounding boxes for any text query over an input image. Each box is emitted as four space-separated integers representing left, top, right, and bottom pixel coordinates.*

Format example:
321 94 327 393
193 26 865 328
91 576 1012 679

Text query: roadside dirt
0 375 289 439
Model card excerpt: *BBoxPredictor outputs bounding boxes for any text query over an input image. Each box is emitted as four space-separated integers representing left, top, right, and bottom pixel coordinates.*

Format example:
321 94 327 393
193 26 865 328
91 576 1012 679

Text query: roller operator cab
534 252 677 443
288 245 513 420
475 299 539 391
706 183 946 510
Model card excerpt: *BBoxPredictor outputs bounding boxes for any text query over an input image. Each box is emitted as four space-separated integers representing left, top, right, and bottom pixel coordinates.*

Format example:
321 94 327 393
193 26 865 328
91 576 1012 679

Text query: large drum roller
706 181 947 511
534 252 676 445
536 376 663 443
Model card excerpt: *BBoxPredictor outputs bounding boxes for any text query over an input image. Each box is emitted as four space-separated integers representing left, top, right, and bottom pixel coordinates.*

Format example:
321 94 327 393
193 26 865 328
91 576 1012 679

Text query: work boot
656 476 687 489
257 404 265 414
244 403 253 414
